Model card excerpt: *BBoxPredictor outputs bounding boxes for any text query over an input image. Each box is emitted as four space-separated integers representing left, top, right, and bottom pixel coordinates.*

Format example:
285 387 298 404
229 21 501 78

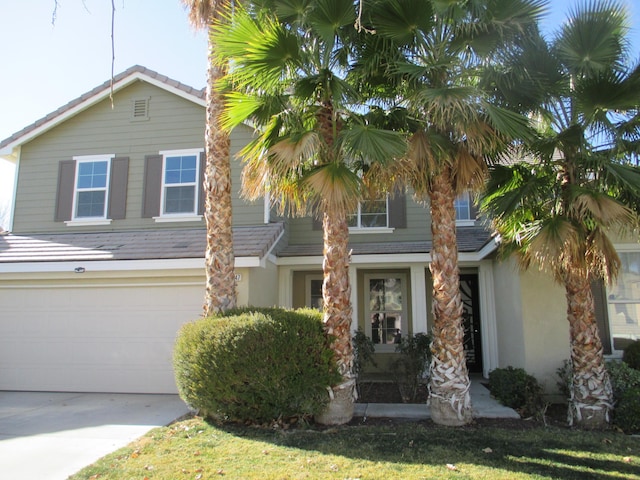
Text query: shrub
606 361 640 433
607 360 640 400
613 387 640 433
173 307 341 424
393 333 432 403
556 359 572 400
352 328 376 398
622 340 640 370
488 366 545 418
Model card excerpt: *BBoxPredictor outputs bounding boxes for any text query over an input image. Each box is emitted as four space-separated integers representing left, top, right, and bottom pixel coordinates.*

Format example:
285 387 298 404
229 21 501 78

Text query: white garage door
0 281 202 393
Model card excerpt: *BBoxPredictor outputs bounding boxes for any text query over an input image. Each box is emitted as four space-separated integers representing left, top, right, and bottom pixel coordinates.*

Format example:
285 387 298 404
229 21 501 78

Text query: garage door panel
0 282 202 393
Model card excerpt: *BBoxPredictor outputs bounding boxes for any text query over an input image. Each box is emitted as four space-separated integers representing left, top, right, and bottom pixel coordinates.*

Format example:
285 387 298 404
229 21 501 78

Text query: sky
1 0 639 229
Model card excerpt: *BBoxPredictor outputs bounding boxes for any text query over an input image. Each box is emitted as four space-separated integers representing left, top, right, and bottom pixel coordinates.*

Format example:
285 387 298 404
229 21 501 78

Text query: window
348 198 388 229
365 273 408 351
455 192 475 226
56 155 128 225
607 251 640 352
72 155 112 220
306 275 324 310
160 149 201 216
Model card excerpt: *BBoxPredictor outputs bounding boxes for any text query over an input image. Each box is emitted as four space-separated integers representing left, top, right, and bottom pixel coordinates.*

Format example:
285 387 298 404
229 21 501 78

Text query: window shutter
108 157 129 220
54 160 76 222
142 154 163 218
312 215 322 230
198 151 206 216
388 190 406 228
592 280 612 355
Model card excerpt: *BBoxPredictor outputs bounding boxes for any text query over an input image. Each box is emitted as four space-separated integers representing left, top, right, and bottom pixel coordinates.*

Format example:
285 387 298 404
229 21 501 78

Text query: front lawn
70 416 639 479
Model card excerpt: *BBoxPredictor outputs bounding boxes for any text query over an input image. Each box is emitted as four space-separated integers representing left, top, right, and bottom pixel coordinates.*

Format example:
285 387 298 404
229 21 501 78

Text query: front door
460 274 483 373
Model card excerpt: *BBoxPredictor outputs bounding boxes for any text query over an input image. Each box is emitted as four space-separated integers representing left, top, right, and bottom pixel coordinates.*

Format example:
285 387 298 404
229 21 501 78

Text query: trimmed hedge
607 360 640 432
173 307 340 424
488 366 544 417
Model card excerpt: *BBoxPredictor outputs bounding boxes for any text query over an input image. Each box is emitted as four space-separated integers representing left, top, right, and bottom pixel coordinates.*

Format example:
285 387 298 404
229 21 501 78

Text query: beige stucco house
1 66 637 395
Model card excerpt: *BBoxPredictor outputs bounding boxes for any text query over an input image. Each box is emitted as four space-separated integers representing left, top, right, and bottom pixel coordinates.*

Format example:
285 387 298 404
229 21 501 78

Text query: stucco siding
12 81 263 234
493 259 527 369
519 268 569 392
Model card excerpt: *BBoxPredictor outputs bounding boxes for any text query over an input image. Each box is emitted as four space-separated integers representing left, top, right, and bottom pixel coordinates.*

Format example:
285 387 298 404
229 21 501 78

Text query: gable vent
131 97 149 121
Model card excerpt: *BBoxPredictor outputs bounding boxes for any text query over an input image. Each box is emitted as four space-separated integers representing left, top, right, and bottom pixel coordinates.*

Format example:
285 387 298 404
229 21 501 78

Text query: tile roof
0 223 283 263
277 226 495 257
0 65 205 153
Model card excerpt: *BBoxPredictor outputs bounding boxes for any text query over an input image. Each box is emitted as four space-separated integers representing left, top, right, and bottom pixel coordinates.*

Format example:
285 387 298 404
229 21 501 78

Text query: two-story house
1 66 638 395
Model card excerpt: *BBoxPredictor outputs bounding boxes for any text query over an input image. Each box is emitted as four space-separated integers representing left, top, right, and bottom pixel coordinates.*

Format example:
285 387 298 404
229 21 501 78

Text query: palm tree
212 0 407 425
181 0 236 316
481 1 640 428
361 0 543 426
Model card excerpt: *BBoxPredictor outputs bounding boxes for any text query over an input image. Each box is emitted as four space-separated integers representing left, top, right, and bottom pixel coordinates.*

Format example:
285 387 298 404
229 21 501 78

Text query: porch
354 377 519 420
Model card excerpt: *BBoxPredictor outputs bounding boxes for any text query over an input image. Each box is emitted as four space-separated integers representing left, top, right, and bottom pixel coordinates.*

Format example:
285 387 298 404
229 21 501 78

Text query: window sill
153 215 203 223
349 227 395 235
456 220 476 227
65 219 112 227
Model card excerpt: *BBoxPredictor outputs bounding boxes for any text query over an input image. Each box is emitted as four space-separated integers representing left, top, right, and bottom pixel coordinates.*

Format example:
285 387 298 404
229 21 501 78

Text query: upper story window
73 156 112 219
455 192 475 226
160 149 201 216
348 197 389 231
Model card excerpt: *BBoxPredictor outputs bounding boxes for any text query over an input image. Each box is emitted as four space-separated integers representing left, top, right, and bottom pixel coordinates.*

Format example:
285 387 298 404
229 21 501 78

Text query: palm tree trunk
428 166 473 426
315 208 355 425
564 271 612 428
203 23 236 316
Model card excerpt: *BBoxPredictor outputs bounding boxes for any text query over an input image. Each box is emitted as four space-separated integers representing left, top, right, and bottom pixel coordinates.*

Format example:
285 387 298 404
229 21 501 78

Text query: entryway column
411 265 428 334
478 261 499 377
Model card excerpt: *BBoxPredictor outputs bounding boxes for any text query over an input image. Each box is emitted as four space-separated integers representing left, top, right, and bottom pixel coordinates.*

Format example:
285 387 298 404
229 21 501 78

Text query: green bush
613 387 640 433
556 359 572 400
622 340 640 370
173 307 341 424
488 366 545 418
607 360 640 400
393 333 432 403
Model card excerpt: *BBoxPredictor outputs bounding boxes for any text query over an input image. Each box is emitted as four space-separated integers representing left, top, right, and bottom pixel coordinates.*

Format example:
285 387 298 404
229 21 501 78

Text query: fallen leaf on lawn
483 447 493 453
623 457 633 463
194 451 201 456
263 450 270 455
217 469 226 475
446 464 458 471
603 438 613 444
195 475 203 480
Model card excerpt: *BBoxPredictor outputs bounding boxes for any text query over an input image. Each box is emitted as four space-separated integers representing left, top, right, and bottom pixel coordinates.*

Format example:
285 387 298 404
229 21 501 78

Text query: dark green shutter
388 190 406 228
54 160 76 222
592 280 612 355
142 154 163 218
198 151 206 216
108 157 129 220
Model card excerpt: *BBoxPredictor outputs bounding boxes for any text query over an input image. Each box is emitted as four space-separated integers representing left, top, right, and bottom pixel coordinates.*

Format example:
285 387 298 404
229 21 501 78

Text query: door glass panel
369 277 403 345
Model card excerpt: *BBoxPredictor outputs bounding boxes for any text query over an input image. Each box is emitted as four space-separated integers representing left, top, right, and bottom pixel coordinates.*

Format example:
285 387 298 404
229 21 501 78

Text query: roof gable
0 65 205 158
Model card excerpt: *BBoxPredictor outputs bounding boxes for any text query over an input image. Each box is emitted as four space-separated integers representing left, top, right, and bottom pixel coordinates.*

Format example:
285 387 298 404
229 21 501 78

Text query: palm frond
304 162 361 215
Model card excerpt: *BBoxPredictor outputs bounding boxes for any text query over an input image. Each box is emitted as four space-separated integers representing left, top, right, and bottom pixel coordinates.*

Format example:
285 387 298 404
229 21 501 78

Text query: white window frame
455 191 475 226
155 148 203 222
348 196 394 234
66 154 114 226
305 274 324 310
364 272 408 353
606 248 640 354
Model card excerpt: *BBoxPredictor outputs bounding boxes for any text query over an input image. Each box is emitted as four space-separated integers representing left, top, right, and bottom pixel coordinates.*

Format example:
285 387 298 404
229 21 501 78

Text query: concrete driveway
0 392 190 480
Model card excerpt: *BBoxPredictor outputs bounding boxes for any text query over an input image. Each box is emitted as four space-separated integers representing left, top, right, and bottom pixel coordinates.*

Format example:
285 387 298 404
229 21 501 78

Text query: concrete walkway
0 392 190 480
355 379 520 420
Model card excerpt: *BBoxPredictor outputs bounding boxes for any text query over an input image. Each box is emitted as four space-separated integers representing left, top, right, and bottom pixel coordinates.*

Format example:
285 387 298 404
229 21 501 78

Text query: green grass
70 417 639 479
